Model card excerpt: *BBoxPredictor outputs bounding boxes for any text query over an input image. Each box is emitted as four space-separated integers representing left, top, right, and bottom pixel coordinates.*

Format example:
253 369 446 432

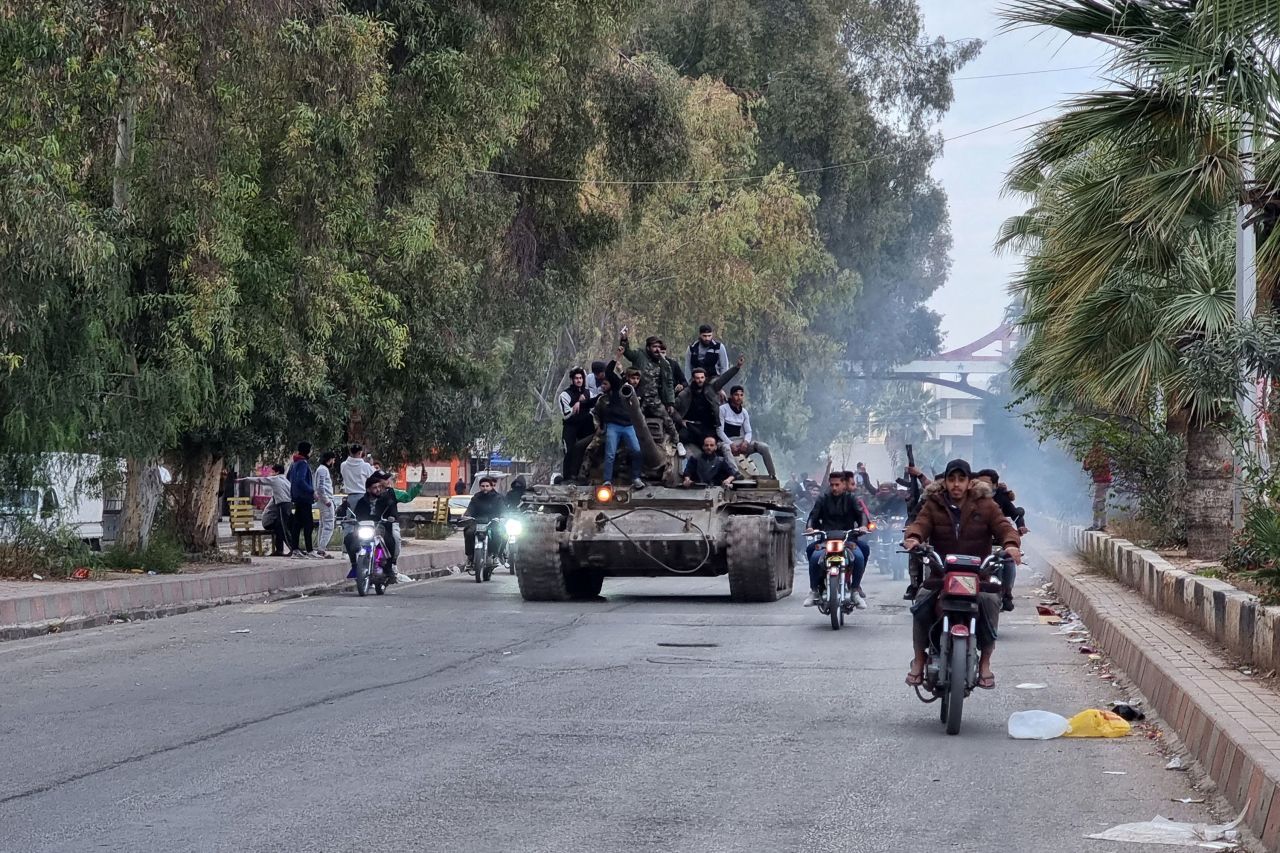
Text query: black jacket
469 490 506 523
993 484 1027 530
683 454 734 486
354 491 397 523
807 492 867 532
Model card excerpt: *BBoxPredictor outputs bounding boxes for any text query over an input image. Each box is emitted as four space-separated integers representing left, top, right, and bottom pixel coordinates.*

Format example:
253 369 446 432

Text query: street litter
1088 653 1104 661
1064 709 1132 738
1104 771 1127 775
1174 798 1206 804
1167 756 1188 771
71 567 90 580
1069 637 1089 643
1084 809 1245 849
1008 710 1071 740
396 572 413 583
32 573 43 580
230 629 251 634
1016 683 1048 690
1111 703 1146 722
1079 645 1098 654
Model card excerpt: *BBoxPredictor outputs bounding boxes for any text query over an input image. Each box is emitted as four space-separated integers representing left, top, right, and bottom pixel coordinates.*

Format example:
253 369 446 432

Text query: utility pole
1234 132 1263 526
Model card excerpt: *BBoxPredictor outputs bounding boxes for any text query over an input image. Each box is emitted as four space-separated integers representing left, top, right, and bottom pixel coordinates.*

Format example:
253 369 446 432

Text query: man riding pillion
902 459 1022 691
463 476 508 569
803 471 870 608
343 473 400 580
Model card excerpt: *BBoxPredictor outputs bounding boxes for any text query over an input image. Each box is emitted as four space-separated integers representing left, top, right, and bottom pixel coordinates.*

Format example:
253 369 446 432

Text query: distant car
448 495 471 522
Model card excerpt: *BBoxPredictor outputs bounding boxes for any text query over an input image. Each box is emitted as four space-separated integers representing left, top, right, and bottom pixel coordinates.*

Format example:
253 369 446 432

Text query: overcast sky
917 1 1111 348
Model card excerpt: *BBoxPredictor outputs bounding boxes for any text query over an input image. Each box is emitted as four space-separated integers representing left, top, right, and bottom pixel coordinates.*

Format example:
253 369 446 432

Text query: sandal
976 674 996 690
905 671 924 687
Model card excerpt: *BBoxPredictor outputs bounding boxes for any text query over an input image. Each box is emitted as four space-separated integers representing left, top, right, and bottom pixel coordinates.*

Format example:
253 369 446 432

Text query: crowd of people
236 442 438 581
557 324 778 487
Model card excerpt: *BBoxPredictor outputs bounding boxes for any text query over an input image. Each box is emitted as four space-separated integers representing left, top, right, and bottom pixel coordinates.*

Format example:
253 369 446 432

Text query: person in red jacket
1083 445 1113 531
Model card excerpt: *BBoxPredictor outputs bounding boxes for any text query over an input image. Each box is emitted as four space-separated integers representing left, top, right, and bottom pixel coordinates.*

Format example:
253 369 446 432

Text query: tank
510 478 797 603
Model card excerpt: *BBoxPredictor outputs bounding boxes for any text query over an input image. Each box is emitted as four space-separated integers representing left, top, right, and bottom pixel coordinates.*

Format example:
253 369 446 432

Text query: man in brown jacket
902 459 1022 689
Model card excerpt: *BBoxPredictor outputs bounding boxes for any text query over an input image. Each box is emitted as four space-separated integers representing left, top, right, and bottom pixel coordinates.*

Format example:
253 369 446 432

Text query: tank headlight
596 486 613 503
504 518 524 539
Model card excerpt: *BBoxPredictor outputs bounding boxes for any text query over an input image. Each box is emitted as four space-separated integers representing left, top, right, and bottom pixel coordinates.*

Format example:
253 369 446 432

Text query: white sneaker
854 593 868 610
803 589 820 606
676 444 688 458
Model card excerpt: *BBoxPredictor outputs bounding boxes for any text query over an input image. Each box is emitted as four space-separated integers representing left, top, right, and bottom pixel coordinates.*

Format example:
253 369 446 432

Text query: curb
0 548 465 643
1043 546 1280 850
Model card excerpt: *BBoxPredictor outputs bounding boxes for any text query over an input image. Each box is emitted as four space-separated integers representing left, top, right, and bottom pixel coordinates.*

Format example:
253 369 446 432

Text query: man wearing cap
620 329 681 450
902 458 1022 690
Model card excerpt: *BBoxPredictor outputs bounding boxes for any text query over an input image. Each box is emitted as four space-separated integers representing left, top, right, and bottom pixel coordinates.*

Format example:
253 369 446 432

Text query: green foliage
1025 403 1186 546
0 522 96 579
97 529 184 575
1224 501 1280 604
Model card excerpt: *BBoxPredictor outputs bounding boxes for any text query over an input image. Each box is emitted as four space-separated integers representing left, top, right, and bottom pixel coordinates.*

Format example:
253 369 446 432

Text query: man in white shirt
340 444 374 512
718 385 777 479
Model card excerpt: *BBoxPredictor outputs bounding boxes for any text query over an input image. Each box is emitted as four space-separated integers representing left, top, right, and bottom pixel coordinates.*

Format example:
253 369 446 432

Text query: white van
0 454 114 550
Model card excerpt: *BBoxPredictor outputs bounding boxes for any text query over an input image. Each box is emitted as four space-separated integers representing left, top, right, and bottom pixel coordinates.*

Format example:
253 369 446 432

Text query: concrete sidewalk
1038 536 1280 850
0 537 466 641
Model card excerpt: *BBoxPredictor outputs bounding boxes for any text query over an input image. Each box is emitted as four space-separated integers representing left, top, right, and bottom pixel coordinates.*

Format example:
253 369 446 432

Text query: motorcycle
466 516 525 582
809 528 868 630
872 515 906 580
349 519 392 596
909 544 1006 735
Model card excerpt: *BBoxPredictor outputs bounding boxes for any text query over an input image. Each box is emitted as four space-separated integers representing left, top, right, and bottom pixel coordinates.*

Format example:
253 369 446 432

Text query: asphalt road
0 547 1233 852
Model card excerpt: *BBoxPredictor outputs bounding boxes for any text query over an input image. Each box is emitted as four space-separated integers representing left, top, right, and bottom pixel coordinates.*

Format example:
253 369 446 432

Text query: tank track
726 515 782 602
513 514 570 601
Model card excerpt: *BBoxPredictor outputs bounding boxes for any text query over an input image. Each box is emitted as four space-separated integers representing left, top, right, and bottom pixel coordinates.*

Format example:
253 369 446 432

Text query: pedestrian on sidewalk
239 465 293 556
453 477 467 496
1084 445 1112 531
341 444 374 511
288 442 316 558
315 451 337 558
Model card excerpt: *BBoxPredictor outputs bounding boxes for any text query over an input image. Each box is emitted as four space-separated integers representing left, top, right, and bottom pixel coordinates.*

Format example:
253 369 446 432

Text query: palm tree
870 383 940 470
993 0 1279 556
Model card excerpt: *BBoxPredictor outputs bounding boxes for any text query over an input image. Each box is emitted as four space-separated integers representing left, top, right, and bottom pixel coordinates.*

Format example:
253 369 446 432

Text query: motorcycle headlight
504 518 524 539
357 526 375 540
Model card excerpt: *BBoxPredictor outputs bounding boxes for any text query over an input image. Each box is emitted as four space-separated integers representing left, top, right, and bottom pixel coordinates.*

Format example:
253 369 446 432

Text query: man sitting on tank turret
718 385 777 480
682 435 737 488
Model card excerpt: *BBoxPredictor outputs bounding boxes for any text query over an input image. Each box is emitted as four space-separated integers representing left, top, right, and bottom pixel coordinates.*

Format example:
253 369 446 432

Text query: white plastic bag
1084 811 1245 849
1008 710 1071 740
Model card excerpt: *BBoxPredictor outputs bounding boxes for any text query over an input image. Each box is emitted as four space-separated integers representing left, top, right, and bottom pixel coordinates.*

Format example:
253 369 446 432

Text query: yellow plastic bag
1064 709 1132 738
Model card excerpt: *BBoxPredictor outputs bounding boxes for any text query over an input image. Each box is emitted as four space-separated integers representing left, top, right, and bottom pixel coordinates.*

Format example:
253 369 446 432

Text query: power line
953 64 1098 81
472 105 1057 187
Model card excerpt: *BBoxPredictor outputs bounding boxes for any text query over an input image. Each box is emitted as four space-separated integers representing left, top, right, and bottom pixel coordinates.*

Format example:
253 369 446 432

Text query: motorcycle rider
803 471 870 609
902 459 1022 690
340 444 374 511
343 473 399 580
975 468 1027 612
682 435 737 487
463 476 508 569
718 385 778 479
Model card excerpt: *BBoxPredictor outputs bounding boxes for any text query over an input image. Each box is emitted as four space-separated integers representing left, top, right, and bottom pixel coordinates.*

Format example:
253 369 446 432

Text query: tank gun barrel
620 384 665 469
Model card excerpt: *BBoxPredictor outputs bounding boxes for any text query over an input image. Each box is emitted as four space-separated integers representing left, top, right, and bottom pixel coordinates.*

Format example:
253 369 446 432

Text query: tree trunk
118 458 165 551
1184 419 1234 560
174 446 223 552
